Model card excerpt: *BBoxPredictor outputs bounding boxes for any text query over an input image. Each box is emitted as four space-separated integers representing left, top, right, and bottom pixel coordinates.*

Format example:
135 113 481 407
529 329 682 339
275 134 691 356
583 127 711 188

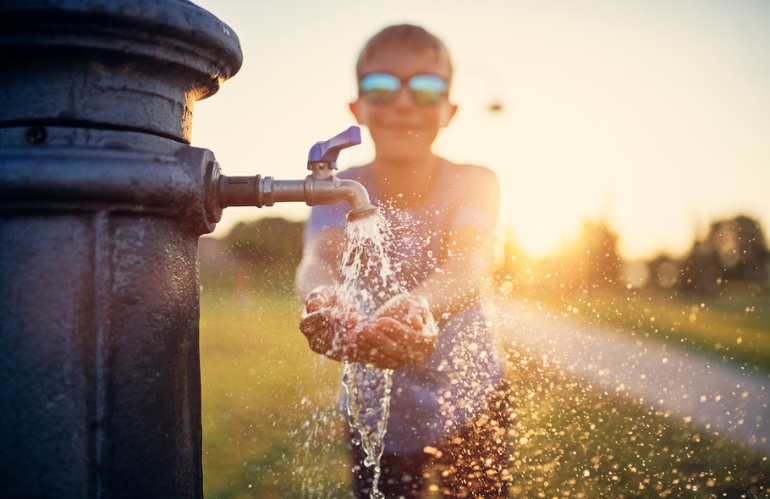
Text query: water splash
342 363 392 498
337 213 402 499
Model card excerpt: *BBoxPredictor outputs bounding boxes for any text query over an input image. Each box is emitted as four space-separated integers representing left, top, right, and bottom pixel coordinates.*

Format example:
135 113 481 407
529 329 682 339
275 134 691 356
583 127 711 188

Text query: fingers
355 317 437 370
377 294 433 329
304 285 336 313
300 290 438 369
402 310 425 330
299 311 334 354
343 293 438 370
357 320 403 364
299 307 359 362
376 294 412 318
299 310 330 338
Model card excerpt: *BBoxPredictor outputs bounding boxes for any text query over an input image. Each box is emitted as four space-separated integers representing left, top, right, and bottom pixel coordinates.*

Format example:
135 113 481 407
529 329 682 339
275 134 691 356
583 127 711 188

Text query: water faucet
209 126 377 222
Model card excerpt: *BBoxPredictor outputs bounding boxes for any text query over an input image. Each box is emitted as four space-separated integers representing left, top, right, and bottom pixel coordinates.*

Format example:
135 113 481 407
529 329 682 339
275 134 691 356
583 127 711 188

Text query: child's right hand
355 294 438 370
299 286 360 362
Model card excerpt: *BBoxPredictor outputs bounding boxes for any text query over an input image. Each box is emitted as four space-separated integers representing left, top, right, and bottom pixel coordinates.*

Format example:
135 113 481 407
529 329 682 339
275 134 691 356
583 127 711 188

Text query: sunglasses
359 72 448 105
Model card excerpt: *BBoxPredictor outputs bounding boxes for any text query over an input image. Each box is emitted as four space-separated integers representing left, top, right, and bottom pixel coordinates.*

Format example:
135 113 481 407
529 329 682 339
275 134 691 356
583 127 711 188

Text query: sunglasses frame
358 72 449 106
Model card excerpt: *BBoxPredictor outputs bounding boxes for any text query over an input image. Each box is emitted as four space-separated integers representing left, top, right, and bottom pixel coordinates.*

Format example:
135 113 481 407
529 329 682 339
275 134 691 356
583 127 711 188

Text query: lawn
505 343 770 498
200 279 770 498
200 281 351 498
527 283 770 372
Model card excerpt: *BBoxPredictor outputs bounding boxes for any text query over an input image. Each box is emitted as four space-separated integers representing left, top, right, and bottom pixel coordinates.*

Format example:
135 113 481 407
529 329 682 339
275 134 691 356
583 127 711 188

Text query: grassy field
520 283 770 372
505 344 770 498
200 279 770 498
200 280 352 498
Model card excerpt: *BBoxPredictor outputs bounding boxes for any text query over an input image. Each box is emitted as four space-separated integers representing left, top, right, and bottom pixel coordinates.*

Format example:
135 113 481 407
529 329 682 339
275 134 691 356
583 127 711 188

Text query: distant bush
226 217 304 270
680 214 769 293
199 217 305 292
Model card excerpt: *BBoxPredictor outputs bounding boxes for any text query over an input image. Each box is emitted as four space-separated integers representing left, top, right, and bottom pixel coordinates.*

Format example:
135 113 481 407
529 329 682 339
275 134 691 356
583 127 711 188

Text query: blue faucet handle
307 126 361 170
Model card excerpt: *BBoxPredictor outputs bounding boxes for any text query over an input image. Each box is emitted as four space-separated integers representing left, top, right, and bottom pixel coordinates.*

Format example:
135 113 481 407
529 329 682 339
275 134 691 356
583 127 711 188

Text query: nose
392 85 417 107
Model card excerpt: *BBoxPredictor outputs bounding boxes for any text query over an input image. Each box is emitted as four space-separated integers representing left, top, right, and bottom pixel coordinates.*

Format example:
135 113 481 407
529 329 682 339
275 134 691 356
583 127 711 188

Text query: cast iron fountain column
0 1 242 497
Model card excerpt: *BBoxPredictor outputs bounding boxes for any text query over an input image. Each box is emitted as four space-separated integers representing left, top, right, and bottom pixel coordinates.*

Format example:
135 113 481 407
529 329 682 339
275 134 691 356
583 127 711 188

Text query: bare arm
295 228 345 300
408 226 495 322
410 164 500 321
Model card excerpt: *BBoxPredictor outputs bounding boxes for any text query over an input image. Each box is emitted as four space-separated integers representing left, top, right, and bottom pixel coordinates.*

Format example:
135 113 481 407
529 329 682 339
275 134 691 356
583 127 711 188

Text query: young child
296 24 510 498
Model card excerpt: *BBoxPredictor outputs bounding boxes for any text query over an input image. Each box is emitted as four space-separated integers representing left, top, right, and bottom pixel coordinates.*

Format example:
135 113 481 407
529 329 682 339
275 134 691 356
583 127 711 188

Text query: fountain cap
0 0 243 143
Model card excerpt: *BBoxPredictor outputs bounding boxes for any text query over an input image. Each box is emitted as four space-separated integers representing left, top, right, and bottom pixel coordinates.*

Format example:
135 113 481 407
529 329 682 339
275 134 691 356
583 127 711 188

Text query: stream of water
336 213 402 499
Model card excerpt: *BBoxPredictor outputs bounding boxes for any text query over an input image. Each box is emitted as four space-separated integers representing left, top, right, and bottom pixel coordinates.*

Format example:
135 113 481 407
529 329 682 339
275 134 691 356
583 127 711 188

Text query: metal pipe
215 173 378 221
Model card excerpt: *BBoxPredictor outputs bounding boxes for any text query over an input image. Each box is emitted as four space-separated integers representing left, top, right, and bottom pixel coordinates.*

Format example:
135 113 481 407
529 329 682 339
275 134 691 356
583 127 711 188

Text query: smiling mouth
385 124 421 135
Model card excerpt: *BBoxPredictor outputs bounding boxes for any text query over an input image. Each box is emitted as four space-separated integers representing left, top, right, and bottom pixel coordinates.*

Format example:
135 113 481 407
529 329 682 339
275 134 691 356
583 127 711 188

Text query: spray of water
336 213 402 499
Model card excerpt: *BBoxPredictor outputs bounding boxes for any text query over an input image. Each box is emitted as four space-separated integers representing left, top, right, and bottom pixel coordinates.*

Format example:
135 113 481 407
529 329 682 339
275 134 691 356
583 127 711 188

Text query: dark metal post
0 1 242 497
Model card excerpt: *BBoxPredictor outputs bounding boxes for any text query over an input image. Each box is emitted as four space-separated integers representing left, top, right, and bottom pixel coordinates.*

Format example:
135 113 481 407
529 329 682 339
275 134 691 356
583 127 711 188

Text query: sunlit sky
192 0 770 260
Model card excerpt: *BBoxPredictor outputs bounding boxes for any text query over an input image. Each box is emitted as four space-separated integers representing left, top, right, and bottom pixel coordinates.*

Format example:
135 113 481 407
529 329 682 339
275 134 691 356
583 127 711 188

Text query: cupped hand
299 286 359 362
355 294 438 370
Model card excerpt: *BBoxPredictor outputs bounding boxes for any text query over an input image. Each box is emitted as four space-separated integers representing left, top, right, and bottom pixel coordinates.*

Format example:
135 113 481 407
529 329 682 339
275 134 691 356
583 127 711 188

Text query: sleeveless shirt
304 161 504 453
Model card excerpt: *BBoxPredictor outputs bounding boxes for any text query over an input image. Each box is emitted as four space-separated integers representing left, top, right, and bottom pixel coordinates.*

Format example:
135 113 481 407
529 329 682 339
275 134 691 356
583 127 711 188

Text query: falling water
336 212 402 499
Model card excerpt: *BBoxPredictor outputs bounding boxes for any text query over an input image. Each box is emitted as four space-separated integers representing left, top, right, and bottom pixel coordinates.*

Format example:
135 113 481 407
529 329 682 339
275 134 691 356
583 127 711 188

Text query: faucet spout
214 172 377 222
305 176 378 222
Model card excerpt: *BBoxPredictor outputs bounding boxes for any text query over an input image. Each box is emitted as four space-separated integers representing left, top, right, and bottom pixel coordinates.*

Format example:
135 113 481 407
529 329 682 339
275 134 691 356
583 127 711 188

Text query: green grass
200 280 770 498
200 281 351 498
507 345 770 498
529 283 770 371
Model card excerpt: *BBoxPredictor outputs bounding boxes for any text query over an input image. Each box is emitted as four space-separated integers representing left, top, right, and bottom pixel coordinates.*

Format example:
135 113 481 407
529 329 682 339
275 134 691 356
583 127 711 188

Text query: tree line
496 214 770 295
199 214 769 296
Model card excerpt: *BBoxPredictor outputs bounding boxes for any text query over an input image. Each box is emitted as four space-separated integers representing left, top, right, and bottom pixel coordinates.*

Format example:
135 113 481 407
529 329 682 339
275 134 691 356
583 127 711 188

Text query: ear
440 102 458 128
349 100 365 125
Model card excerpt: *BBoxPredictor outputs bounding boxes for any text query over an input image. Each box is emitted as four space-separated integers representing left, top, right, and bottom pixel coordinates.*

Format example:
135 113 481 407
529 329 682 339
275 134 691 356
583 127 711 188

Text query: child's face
350 45 457 162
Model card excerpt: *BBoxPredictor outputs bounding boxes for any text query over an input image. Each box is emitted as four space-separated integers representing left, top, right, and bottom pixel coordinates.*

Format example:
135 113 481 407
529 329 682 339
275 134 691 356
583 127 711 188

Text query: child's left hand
355 294 438 370
299 285 360 362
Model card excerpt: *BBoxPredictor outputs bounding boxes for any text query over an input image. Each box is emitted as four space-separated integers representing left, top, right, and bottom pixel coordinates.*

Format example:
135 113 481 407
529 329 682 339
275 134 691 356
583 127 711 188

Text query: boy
296 24 510 498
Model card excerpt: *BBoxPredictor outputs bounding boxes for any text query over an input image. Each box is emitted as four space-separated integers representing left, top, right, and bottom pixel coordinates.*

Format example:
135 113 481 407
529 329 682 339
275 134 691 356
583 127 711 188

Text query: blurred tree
713 215 769 283
227 217 304 271
529 220 624 297
647 254 681 290
680 238 722 293
573 220 623 291
680 214 769 293
494 224 526 291
227 217 304 267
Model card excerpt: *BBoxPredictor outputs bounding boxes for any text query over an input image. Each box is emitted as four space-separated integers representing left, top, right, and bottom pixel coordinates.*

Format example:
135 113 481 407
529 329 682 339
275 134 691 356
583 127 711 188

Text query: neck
371 152 441 209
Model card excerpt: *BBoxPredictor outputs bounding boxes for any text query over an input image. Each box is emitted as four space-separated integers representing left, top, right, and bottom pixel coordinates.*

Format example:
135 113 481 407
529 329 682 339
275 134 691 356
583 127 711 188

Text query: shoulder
438 160 501 230
441 160 500 192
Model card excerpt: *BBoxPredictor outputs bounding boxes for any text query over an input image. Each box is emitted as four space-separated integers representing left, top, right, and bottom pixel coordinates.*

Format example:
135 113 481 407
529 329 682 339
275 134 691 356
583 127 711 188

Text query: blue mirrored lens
406 75 447 104
360 73 400 102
